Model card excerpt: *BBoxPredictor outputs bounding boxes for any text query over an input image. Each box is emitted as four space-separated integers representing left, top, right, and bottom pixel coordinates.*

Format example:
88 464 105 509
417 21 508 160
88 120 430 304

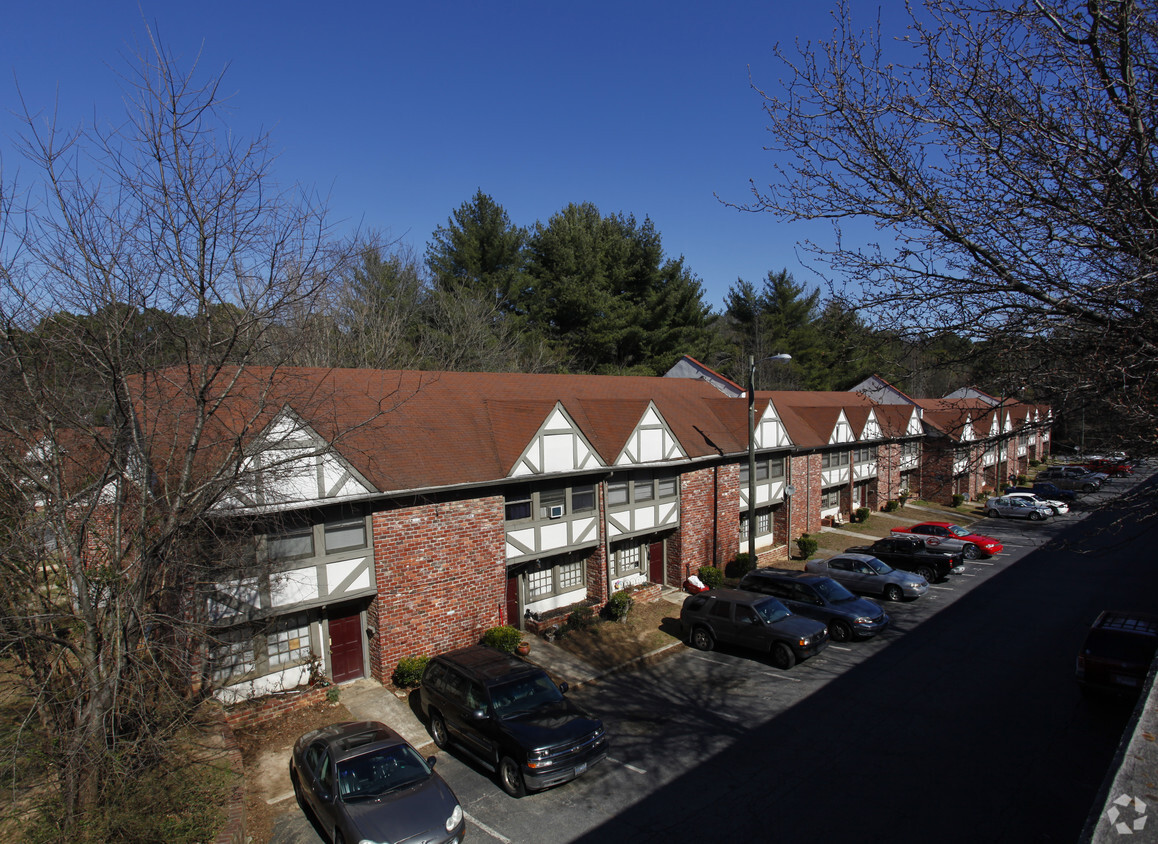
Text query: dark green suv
680 587 829 669
420 645 608 797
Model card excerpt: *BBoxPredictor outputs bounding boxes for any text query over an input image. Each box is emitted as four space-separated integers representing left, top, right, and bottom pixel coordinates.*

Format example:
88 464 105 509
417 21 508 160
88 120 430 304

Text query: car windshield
490 673 564 719
814 578 856 603
754 597 791 624
946 525 969 537
337 745 432 802
864 557 893 575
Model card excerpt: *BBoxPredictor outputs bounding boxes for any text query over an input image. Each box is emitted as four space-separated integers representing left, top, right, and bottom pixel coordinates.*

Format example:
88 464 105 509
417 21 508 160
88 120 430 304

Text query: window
756 509 771 536
658 476 678 498
607 481 629 507
821 487 842 509
526 559 586 600
853 446 878 463
269 614 311 667
612 542 644 577
571 485 596 513
634 478 655 502
323 517 366 554
821 451 851 469
538 488 565 519
768 457 785 479
505 486 532 521
267 525 314 561
210 633 256 684
739 513 750 543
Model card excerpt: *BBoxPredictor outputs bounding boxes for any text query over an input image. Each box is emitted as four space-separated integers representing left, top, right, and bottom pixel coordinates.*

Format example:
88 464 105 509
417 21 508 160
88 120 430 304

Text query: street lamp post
748 353 792 563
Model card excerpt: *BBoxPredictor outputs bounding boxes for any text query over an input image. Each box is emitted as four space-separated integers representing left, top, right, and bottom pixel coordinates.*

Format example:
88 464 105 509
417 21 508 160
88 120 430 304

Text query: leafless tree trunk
743 0 1158 452
0 33 360 827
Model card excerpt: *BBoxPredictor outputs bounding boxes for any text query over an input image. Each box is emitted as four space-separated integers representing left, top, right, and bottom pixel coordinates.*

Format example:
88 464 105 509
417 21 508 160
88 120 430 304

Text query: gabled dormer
754 400 793 450
508 404 604 478
225 408 376 511
829 410 856 445
614 403 687 465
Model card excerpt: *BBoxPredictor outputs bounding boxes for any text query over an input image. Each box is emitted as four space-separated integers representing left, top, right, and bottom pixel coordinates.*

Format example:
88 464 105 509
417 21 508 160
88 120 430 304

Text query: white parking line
609 756 648 774
466 811 512 843
689 653 736 667
827 645 853 652
267 790 295 805
762 672 802 682
971 561 996 566
930 585 954 591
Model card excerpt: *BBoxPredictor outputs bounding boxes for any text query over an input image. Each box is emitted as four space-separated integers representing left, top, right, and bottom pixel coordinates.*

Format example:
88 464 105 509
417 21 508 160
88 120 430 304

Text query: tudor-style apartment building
148 361 1050 702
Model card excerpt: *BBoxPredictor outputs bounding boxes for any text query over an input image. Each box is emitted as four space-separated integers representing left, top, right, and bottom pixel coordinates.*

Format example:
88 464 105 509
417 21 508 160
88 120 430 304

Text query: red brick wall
223 683 331 730
789 453 822 536
675 464 734 576
369 497 506 677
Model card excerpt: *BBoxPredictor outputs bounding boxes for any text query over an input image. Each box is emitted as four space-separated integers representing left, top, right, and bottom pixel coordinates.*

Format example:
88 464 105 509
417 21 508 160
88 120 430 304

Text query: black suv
680 587 829 669
738 569 889 642
845 535 963 583
1076 611 1158 696
419 645 608 797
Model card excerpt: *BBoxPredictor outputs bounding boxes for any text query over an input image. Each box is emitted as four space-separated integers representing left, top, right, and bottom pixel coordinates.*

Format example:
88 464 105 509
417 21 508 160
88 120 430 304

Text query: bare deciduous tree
745 0 1158 452
0 35 360 829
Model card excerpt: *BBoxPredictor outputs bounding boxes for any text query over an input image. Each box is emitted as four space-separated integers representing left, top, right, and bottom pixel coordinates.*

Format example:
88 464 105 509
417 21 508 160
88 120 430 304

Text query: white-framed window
210 633 256 684
821 487 842 509
612 541 645 577
527 558 587 599
269 613 311 666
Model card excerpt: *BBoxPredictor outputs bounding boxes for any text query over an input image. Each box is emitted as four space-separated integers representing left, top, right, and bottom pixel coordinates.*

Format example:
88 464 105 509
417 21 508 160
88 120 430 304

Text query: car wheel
884 584 904 602
499 755 527 798
1029 510 1044 521
829 619 851 643
771 642 796 670
1083 484 1096 492
962 544 979 560
987 508 1000 518
429 711 449 750
690 627 714 652
916 565 936 582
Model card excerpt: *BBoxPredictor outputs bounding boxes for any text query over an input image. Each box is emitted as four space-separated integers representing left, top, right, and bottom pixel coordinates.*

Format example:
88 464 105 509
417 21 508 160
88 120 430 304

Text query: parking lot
275 468 1155 844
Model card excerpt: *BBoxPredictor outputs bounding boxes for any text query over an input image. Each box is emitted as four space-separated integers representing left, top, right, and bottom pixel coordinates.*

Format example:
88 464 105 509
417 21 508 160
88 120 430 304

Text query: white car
985 495 1052 520
1003 491 1069 516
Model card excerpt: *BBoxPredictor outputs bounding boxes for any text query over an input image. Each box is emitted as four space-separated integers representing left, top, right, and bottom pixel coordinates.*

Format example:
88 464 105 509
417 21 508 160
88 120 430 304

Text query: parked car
984 495 1053 520
1002 490 1069 515
1085 458 1133 477
290 720 465 844
419 645 608 797
1007 482 1078 503
805 553 929 602
844 535 964 582
680 587 828 668
891 521 1004 559
738 569 889 641
1076 611 1158 696
1036 466 1102 492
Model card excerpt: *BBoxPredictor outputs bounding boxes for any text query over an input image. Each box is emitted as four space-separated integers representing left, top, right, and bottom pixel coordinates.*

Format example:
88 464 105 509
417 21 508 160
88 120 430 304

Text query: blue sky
1 1 911 312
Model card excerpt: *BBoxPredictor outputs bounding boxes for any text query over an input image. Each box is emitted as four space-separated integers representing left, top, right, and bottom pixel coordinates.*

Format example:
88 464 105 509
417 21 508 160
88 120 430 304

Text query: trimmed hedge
481 625 522 653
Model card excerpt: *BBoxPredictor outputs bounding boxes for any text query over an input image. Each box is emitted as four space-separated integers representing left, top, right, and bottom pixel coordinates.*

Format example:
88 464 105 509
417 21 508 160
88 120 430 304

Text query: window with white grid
557 561 584 591
211 634 256 683
268 615 311 667
527 567 554 598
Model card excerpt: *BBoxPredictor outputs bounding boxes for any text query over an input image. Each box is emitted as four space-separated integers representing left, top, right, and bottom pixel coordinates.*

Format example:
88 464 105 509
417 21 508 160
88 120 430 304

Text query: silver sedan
985 495 1053 520
805 553 928 601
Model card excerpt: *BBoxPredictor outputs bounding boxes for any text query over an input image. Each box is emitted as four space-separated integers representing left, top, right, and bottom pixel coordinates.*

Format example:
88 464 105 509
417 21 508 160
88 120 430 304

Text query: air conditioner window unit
549 505 564 519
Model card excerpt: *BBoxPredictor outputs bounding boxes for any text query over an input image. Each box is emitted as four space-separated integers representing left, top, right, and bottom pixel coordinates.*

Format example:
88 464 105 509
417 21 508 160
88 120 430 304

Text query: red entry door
648 541 665 584
328 613 364 683
505 575 521 628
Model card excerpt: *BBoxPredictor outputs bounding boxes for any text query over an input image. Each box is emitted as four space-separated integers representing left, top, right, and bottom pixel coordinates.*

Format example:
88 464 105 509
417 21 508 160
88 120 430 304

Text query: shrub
725 552 756 578
854 506 871 523
481 625 522 653
326 684 342 703
604 590 634 622
1017 474 1028 485
1029 459 1040 467
391 656 429 688
952 493 966 507
796 535 818 559
565 605 594 632
697 565 724 589
884 499 900 512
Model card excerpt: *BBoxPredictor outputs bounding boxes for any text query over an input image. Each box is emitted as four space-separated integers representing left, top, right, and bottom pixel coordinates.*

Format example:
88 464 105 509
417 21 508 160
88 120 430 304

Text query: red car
891 522 1003 559
1085 459 1132 477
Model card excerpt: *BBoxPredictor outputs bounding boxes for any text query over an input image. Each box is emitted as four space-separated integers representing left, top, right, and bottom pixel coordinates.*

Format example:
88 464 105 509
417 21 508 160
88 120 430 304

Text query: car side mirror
469 708 487 720
317 786 334 804
559 681 569 695
428 756 438 768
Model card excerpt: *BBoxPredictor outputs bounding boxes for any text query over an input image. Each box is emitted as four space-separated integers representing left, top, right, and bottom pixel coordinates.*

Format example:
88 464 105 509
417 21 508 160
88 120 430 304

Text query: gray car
290 720 465 844
805 553 929 601
985 494 1052 520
